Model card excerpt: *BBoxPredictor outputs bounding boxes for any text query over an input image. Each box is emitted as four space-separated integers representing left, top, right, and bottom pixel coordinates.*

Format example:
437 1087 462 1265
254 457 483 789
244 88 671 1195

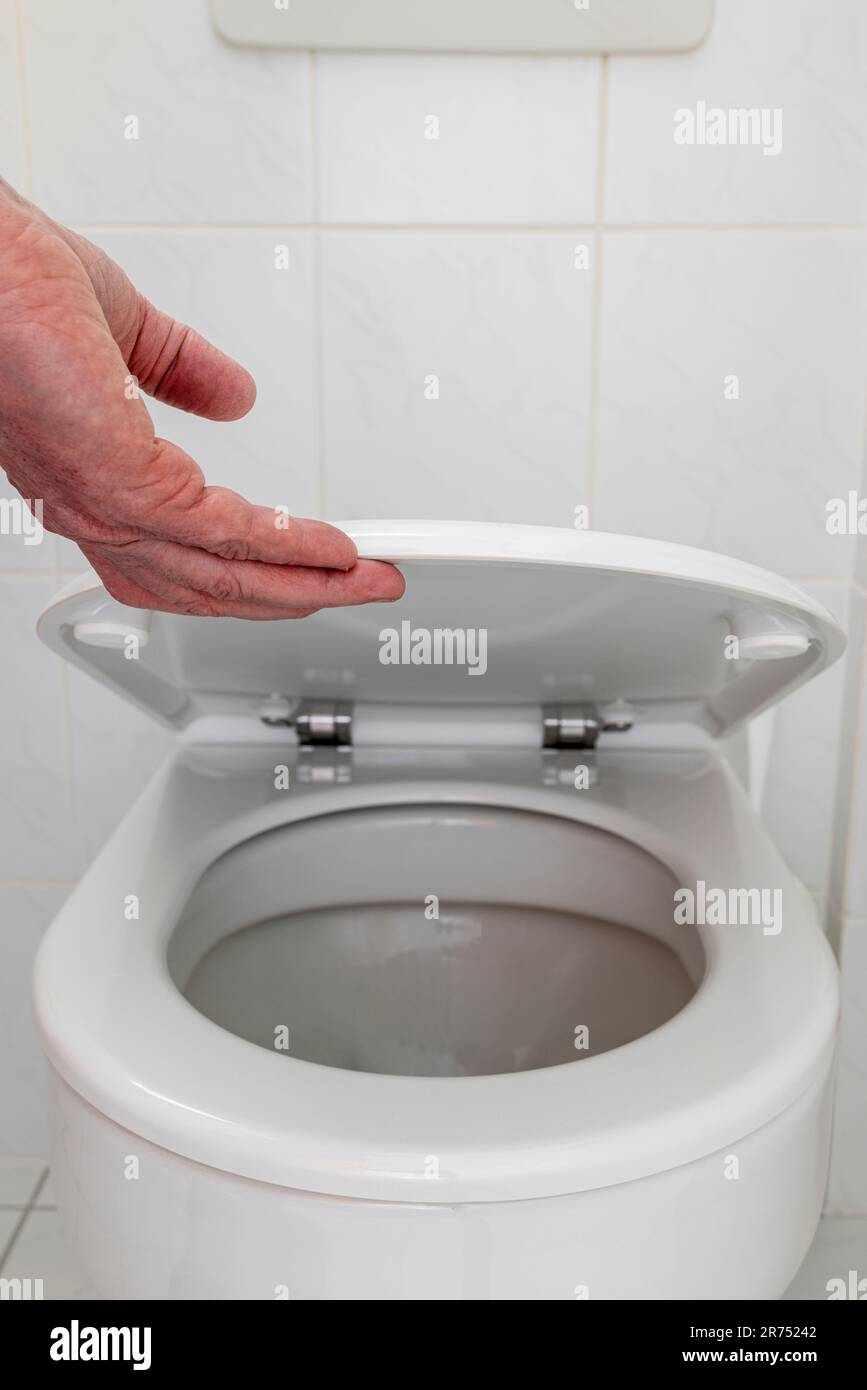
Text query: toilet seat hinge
542 702 634 750
259 696 353 747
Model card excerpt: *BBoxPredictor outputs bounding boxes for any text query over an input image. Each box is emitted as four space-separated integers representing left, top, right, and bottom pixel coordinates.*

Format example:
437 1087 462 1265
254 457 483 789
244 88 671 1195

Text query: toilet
34 520 844 1301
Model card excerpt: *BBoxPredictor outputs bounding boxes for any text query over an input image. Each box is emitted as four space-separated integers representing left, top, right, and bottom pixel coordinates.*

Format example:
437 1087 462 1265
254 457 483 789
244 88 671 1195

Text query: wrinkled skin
0 180 404 617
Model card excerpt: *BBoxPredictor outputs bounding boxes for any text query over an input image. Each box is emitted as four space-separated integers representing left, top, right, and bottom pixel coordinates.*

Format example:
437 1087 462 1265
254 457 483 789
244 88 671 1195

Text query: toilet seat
34 523 844 1205
34 745 838 1204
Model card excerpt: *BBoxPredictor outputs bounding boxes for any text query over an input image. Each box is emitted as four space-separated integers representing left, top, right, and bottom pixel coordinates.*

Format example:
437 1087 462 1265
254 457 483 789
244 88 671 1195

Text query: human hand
0 180 404 618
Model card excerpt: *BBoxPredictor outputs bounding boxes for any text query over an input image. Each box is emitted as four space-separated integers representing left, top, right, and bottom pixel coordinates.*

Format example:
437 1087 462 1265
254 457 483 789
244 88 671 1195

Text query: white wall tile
0 1157 45 1206
0 1209 19 1250
828 915 867 1213
606 0 867 225
0 884 69 1158
316 53 599 225
0 1 25 192
0 1208 101 1297
856 537 867 595
67 668 173 869
0 579 75 880
53 535 88 575
784 1217 867 1297
82 230 318 517
594 231 867 578
840 611 867 920
22 0 311 224
321 232 594 523
762 584 851 899
828 587 866 920
0 481 53 572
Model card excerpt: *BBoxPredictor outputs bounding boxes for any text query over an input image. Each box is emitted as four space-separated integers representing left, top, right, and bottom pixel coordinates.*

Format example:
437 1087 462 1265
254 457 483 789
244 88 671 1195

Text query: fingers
125 301 257 421
64 434 407 620
153 478 363 569
87 552 322 621
116 440 364 572
43 228 257 423
83 535 405 620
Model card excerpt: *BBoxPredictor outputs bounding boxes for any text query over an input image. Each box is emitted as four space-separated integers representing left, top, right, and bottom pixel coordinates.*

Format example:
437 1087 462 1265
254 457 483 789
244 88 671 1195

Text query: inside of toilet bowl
168 803 703 1079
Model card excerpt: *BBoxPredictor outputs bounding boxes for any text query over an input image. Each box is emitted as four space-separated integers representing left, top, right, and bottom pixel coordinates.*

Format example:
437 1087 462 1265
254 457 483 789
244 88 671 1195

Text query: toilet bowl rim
34 748 840 1203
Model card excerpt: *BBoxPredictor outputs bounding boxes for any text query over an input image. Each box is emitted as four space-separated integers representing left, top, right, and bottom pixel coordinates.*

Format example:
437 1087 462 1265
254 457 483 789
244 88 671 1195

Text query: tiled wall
0 0 865 1208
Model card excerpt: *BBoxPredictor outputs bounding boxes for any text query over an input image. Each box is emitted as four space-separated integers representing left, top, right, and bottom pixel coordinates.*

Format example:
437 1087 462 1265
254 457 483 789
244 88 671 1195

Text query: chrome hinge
258 696 353 747
542 702 634 750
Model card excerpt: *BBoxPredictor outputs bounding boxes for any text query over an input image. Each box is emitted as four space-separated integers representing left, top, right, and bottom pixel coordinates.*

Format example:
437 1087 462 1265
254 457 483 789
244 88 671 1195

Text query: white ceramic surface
0 1 24 195
594 231 867 579
842 661 867 920
761 582 852 901
211 0 715 55
316 53 599 224
23 0 311 223
37 522 844 737
605 0 867 225
48 1064 832 1300
0 579 76 881
34 743 838 1204
31 521 842 1295
319 233 595 523
0 885 67 1158
9 1195 864 1301
1 0 863 1246
828 914 867 1213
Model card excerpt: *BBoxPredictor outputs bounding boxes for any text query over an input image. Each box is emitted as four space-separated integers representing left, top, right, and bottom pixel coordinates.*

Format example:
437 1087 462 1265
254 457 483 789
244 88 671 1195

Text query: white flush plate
210 0 714 55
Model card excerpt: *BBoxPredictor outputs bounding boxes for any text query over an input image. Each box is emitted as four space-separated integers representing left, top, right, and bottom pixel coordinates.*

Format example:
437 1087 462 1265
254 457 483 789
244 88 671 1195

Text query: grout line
12 0 33 198
0 1213 28 1270
584 55 609 524
308 51 326 520
0 568 57 577
58 660 83 879
70 222 600 235
66 222 867 235
836 610 867 927
836 913 867 929
0 1167 48 1273
601 223 867 233
0 879 77 888
308 50 320 227
857 369 867 505
854 376 867 593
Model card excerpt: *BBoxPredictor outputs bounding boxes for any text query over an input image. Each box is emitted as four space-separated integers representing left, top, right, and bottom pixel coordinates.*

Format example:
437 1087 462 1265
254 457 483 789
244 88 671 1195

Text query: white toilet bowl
34 522 844 1301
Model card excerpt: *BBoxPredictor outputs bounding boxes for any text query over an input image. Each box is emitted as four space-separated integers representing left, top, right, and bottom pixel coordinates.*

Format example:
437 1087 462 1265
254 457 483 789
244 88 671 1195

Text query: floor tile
784 1217 867 1300
0 1207 22 1256
0 1158 46 1209
1 1208 102 1300
35 1170 57 1209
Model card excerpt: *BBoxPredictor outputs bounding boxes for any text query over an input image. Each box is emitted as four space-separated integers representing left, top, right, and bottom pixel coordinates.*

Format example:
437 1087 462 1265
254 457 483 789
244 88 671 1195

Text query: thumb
51 224 258 422
125 298 257 421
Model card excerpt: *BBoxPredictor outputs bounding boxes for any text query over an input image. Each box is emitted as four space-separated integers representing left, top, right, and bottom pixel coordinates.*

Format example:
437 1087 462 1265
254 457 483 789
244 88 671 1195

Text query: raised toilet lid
37 520 844 738
33 522 845 1201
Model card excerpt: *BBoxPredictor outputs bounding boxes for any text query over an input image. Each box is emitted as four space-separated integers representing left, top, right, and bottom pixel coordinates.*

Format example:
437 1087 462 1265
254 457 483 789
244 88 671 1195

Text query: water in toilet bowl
183 902 694 1078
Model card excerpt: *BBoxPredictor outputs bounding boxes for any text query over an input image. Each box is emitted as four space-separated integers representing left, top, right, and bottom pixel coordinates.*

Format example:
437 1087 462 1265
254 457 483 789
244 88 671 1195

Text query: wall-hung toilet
34 521 844 1302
